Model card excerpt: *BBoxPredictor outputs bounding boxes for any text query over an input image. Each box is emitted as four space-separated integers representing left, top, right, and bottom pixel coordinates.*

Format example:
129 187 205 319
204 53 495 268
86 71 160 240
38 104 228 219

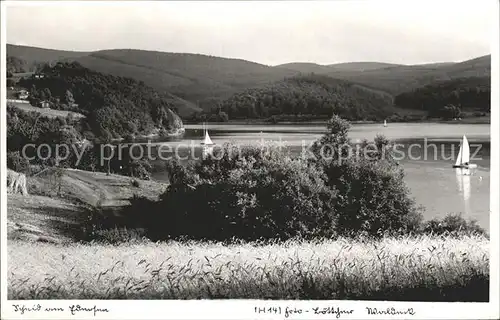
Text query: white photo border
1 0 499 319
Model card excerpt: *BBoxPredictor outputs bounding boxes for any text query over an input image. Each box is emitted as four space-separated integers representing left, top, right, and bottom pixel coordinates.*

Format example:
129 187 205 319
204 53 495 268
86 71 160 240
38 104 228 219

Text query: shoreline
112 127 186 142
184 117 491 126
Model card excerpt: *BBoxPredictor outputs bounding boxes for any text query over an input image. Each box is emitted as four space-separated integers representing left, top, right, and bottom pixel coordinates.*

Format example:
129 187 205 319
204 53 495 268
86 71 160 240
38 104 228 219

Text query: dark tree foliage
6 105 153 178
6 105 86 168
7 151 30 173
312 116 423 236
6 55 28 73
7 78 16 87
110 144 338 242
17 62 183 139
422 213 487 237
6 105 64 152
394 77 490 117
217 75 394 121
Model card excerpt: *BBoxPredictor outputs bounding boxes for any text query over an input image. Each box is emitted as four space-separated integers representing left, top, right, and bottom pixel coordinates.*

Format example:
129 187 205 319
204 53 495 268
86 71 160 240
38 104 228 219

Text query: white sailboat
201 125 214 146
453 135 477 169
383 120 387 127
201 122 215 158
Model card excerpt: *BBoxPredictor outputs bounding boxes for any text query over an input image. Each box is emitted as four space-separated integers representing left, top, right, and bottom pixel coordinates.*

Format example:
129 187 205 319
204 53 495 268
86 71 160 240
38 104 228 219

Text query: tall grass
8 234 489 301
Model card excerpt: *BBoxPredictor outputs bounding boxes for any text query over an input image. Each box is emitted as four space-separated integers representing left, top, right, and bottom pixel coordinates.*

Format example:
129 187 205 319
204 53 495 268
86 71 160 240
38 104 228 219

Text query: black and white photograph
1 0 498 319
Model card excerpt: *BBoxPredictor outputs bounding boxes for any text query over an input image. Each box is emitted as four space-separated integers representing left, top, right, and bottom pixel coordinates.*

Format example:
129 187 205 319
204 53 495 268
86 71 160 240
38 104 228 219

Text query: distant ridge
322 55 490 95
7 44 90 67
7 44 491 114
277 61 402 73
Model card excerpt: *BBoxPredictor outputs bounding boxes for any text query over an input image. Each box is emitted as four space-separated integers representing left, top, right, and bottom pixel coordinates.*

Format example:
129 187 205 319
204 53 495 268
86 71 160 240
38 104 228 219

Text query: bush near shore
8 234 489 301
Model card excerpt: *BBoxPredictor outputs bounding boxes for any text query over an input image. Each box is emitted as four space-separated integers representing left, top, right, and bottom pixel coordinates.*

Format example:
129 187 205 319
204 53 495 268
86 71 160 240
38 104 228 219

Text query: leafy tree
6 56 27 73
126 121 138 135
218 111 229 122
314 115 423 236
64 89 75 105
7 151 30 173
441 104 461 119
43 88 52 100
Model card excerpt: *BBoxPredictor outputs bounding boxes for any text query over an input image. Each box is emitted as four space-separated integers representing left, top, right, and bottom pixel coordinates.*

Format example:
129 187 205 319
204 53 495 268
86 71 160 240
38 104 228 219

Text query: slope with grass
7 168 167 244
7 100 86 119
29 168 167 207
8 235 489 300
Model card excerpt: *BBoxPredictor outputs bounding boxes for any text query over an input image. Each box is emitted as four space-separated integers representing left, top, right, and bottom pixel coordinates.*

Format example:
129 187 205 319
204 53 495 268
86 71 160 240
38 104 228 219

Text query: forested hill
17 62 184 139
7 44 490 118
218 75 394 121
6 44 89 72
278 56 491 96
394 76 490 117
73 50 297 104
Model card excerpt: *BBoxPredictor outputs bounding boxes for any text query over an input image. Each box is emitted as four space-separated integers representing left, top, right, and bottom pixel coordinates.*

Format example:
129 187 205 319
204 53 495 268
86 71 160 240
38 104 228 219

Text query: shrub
89 227 148 244
163 159 199 186
313 114 423 236
116 158 152 180
147 143 338 241
130 179 140 188
7 151 30 173
129 160 152 180
422 213 487 237
218 111 229 122
310 114 351 161
322 158 423 236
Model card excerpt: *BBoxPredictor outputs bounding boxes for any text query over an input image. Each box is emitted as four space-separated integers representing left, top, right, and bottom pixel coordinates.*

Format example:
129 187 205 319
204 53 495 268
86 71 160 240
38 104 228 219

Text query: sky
5 0 495 66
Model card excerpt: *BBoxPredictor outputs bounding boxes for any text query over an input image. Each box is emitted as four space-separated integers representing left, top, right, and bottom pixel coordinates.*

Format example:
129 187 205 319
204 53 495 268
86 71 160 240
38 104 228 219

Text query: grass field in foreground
8 235 489 301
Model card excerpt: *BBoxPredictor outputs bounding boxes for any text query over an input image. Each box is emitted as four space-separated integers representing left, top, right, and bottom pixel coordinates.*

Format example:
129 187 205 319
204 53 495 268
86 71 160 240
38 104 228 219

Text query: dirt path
62 169 167 206
8 168 168 243
63 170 129 207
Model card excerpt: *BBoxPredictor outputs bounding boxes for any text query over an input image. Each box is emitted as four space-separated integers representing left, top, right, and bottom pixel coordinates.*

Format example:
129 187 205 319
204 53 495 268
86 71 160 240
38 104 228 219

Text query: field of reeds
8 234 489 301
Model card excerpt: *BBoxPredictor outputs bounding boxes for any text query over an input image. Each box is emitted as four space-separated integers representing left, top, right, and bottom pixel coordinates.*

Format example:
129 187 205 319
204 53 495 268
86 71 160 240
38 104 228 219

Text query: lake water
147 122 491 231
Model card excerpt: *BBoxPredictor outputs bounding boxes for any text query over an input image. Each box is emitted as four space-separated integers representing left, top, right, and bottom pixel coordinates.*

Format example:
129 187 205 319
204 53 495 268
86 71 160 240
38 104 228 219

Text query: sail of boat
201 122 215 159
453 135 476 168
201 122 214 145
384 120 387 127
